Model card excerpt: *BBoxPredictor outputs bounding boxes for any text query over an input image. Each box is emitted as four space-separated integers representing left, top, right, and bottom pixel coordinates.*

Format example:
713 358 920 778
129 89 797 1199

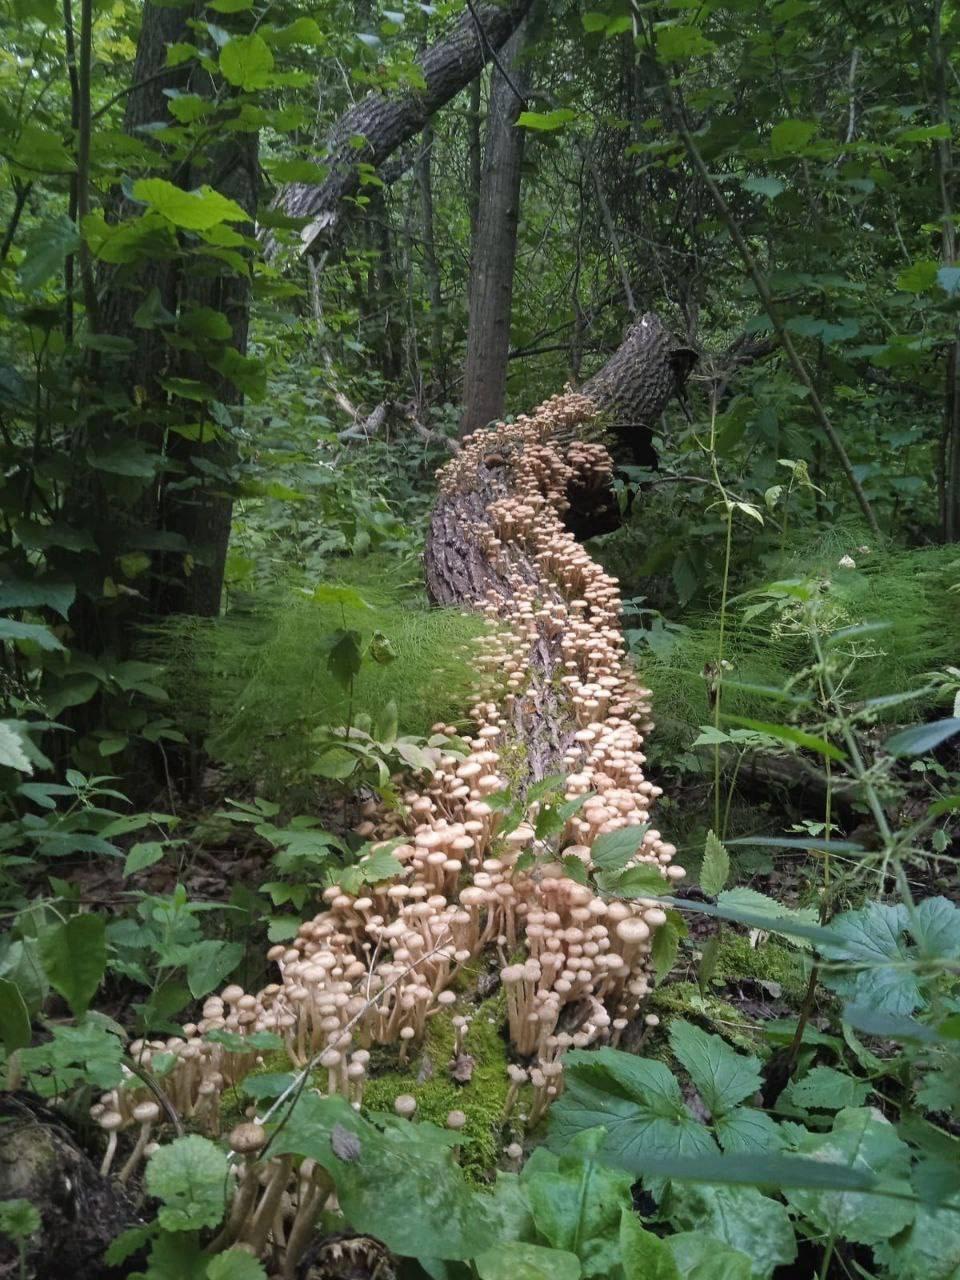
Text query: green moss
647 981 763 1055
361 994 518 1183
714 933 807 1001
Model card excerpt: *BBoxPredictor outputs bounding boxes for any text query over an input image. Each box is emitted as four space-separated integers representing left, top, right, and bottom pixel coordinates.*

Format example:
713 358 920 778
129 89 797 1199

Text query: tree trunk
415 121 447 392
460 21 531 435
466 75 482 247
273 0 535 254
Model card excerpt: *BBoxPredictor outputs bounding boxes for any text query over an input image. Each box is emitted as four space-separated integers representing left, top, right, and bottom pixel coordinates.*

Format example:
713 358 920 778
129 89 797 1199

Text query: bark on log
274 0 535 255
423 311 695 784
425 312 696 608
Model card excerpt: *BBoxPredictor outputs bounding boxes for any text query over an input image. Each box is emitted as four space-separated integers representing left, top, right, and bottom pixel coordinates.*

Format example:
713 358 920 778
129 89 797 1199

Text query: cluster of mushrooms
91 391 681 1273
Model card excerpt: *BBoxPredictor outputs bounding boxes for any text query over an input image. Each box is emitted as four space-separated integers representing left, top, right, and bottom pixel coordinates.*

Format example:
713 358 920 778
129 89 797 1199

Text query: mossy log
0 1093 138 1280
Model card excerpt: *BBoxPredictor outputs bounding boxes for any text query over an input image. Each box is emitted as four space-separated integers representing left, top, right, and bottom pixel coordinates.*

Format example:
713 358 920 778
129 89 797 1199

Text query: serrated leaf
0 724 33 774
220 32 275 88
700 831 729 896
885 718 960 757
39 914 106 1016
620 1206 679 1280
145 1134 229 1231
206 1251 267 1279
722 716 845 761
590 825 650 872
785 1065 870 1111
517 109 577 131
669 1021 763 1116
0 619 65 651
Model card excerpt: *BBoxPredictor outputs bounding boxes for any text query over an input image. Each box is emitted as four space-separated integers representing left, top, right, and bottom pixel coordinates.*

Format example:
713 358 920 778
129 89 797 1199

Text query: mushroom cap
132 1100 161 1125
394 1094 417 1117
446 1110 467 1130
229 1121 268 1153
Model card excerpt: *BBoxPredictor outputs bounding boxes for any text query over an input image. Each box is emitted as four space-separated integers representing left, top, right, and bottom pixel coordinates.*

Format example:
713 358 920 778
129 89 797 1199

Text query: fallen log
424 310 694 780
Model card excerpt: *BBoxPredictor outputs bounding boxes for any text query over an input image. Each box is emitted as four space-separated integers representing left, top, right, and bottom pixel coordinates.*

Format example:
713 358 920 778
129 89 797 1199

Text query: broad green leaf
0 724 33 774
668 1021 762 1116
39 914 106 1016
220 33 275 89
548 1048 718 1171
18 216 81 291
186 940 244 998
769 119 816 154
146 1135 229 1232
0 978 32 1053
741 176 784 199
312 747 358 779
785 1107 914 1245
524 1130 632 1270
820 898 960 1015
123 842 169 876
875 1195 960 1280
338 843 405 893
0 578 75 619
206 1251 267 1279
0 619 65 651
666 1184 796 1280
475 1242 580 1280
666 1233 752 1280
897 260 939 293
326 629 363 688
699 831 729 896
713 1106 783 1155
656 24 716 59
603 864 668 897
886 718 960 756
590 825 650 872
784 1065 870 1111
269 1093 503 1259
651 910 682 983
516 109 577 131
620 1207 679 1280
133 179 249 230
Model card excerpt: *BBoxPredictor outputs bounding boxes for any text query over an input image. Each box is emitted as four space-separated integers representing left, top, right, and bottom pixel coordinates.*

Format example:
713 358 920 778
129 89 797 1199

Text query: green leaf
668 1021 763 1117
602 863 668 897
875 1195 960 1280
699 831 729 896
666 1233 752 1280
886 718 960 756
741 176 784 199
516 109 577 131
769 119 817 155
0 724 33 774
656 24 716 59
312 747 358 779
0 978 32 1053
206 1251 267 1280
132 179 249 230
721 716 845 761
475 1242 581 1280
18 215 81 291
784 1065 870 1111
820 897 960 1015
785 1108 914 1245
220 33 275 89
0 619 65 651
88 441 159 478
666 1184 796 1280
590 825 650 872
897 260 940 293
269 1093 504 1259
0 578 75 619
338 843 405 894
145 1134 229 1232
326 629 363 688
0 1199 41 1242
548 1048 718 1171
620 1207 680 1280
652 911 682 983
39 914 106 1016
186 940 244 998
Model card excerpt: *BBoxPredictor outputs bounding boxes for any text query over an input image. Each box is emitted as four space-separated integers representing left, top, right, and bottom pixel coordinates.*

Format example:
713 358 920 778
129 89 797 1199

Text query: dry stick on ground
661 96 881 538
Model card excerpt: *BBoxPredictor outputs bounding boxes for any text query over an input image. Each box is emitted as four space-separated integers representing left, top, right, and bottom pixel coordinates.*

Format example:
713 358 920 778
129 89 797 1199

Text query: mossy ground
361 991 519 1183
